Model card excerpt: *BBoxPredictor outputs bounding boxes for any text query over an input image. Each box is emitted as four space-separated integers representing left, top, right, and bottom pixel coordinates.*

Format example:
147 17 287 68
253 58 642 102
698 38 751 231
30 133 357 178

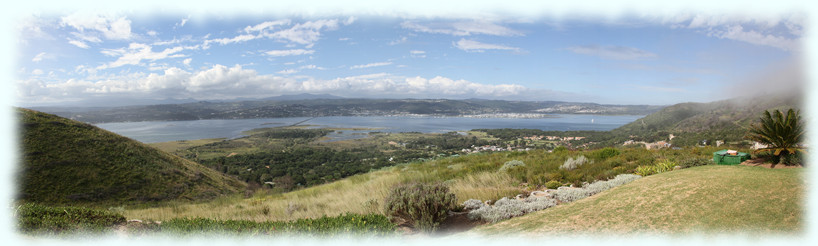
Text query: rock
127 219 142 223
673 166 682 170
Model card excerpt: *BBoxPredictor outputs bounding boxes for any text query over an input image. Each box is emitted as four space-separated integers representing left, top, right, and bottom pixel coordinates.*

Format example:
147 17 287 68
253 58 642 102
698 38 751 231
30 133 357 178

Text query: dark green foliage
160 213 395 236
384 183 456 232
17 203 126 235
18 108 246 205
592 147 620 160
746 109 805 165
679 158 712 168
545 180 562 189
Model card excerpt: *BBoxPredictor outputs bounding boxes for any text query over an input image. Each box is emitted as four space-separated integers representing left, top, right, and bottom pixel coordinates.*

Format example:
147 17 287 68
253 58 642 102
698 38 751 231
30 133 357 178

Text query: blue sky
12 6 806 107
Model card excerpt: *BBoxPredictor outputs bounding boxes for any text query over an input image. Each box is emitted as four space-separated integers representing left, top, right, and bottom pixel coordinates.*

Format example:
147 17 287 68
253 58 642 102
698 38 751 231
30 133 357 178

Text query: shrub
384 182 456 232
466 196 557 223
554 174 641 203
654 160 676 173
634 165 656 176
560 155 590 171
594 147 621 160
679 158 711 168
499 160 526 172
462 199 488 210
17 203 126 235
545 180 562 189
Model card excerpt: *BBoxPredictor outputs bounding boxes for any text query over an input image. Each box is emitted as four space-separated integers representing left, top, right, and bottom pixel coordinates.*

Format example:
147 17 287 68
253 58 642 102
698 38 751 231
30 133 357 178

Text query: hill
17 108 247 205
612 93 802 145
473 165 803 234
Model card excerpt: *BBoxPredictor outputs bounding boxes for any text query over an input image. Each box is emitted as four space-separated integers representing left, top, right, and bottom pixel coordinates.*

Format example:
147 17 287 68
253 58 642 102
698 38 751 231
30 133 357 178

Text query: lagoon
95 114 644 143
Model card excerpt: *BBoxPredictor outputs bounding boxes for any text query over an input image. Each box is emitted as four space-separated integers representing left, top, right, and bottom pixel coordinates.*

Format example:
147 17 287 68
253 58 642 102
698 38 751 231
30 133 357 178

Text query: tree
746 109 805 165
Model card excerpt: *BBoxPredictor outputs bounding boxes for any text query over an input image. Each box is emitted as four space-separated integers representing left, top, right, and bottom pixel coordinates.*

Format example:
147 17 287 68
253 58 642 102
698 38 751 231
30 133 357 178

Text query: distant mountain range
33 94 665 123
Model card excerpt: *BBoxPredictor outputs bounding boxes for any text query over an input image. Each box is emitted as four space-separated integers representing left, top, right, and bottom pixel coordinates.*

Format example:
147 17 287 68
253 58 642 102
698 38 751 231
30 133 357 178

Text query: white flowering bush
555 174 641 202
499 160 526 172
560 155 590 170
465 196 557 223
462 199 488 210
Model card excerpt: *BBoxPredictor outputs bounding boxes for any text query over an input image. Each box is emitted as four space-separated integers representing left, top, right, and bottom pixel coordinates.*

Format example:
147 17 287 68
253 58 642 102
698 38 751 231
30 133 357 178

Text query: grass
16 203 126 235
474 165 804 235
18 108 246 205
123 161 521 222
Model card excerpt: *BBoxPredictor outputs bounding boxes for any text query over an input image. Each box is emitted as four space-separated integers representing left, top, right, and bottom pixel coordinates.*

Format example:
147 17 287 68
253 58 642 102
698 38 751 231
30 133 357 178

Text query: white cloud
205 19 340 48
402 21 523 36
350 62 393 69
343 16 356 25
299 64 323 70
17 64 555 103
277 69 299 74
453 39 520 52
662 13 802 51
264 19 339 45
183 58 192 66
67 39 90 49
31 69 44 75
97 43 191 69
566 45 657 60
388 36 408 45
711 25 799 51
60 13 133 41
410 50 426 58
146 30 158 37
32 52 51 62
175 17 189 29
264 49 315 57
244 20 291 33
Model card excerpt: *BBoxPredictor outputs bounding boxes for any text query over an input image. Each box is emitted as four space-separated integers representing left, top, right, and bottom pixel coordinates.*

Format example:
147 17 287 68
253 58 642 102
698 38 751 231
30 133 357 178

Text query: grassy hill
612 93 801 145
17 108 247 205
474 165 803 234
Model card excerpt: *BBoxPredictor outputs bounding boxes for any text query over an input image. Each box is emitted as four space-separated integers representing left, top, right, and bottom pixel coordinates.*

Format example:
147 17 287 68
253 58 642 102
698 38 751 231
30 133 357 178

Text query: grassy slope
475 165 803 234
18 108 247 205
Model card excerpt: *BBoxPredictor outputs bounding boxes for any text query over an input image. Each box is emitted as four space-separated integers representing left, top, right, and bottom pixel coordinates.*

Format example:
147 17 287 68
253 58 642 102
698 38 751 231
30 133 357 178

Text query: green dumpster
713 149 750 165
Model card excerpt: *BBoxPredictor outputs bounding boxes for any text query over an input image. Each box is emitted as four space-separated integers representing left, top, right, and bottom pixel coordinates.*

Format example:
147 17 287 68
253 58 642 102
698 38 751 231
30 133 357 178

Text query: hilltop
611 92 802 145
17 108 247 205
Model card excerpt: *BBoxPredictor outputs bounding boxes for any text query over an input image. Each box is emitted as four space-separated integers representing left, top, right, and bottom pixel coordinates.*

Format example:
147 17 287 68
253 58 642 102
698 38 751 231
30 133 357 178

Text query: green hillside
613 93 801 145
17 108 247 205
475 165 803 234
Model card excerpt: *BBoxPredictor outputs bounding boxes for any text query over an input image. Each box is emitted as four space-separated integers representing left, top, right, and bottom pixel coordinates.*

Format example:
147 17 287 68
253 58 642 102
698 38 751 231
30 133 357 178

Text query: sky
10 4 807 107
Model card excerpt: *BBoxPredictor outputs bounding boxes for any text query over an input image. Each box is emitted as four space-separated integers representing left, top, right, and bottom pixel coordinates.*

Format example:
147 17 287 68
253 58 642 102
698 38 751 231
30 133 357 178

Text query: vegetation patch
160 213 395 236
17 203 126 235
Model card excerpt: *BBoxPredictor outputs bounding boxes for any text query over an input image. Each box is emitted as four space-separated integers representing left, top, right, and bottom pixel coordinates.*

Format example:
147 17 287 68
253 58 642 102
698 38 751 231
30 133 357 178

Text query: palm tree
746 109 805 165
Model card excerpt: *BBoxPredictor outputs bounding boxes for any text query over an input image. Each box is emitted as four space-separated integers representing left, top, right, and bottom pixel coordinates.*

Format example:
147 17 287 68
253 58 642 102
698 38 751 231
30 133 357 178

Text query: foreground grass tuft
16 203 126 235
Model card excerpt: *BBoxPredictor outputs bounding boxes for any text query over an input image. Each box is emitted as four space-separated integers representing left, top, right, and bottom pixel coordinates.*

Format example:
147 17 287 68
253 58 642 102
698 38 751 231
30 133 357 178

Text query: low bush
17 203 126 235
383 182 456 232
554 174 641 203
593 147 621 160
654 160 676 173
560 155 590 171
545 180 562 189
679 158 711 168
465 196 557 223
634 165 656 176
499 160 526 172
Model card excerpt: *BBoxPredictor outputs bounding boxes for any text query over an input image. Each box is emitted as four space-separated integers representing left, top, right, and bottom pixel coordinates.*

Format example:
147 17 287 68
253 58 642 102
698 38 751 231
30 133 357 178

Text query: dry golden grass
123 164 521 222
